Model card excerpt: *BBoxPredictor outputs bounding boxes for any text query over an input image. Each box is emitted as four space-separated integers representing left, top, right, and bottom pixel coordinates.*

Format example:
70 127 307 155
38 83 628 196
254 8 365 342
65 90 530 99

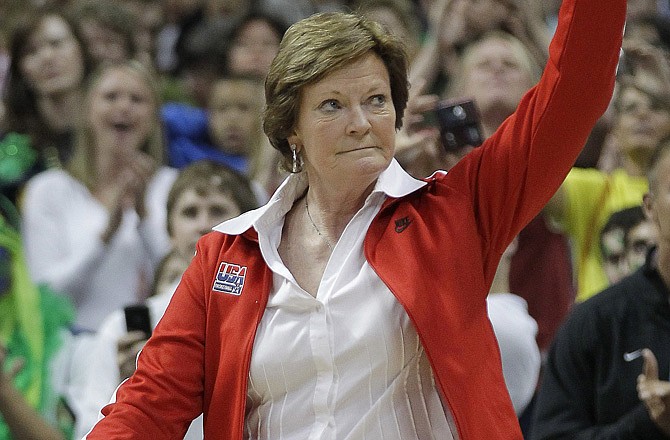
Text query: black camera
435 99 484 152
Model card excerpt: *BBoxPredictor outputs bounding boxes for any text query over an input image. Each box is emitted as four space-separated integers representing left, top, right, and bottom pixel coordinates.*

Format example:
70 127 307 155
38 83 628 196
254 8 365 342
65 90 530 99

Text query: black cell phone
123 304 152 338
435 99 484 152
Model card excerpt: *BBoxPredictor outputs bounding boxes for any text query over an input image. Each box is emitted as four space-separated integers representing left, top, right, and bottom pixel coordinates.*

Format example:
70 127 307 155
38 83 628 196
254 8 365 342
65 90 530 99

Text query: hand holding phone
123 304 152 339
435 99 484 152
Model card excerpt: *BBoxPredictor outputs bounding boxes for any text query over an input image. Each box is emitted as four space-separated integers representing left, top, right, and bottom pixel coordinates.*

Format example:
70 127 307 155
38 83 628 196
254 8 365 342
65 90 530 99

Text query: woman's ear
287 134 300 150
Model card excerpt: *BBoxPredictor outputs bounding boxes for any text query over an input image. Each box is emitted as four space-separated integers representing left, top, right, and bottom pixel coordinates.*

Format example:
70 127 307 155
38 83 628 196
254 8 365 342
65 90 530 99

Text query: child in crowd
163 73 271 201
75 160 258 439
600 205 659 285
165 75 263 173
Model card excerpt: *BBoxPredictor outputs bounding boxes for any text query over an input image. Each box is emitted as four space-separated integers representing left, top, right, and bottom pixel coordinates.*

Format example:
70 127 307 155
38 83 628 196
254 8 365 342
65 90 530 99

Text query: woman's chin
348 154 392 179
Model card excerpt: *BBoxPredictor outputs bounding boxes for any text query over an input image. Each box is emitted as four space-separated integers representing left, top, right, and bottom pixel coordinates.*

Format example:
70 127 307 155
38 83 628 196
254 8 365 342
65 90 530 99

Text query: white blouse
224 161 457 440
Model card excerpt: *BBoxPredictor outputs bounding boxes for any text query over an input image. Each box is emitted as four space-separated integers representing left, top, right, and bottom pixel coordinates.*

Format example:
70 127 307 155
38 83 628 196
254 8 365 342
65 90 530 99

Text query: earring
290 143 302 173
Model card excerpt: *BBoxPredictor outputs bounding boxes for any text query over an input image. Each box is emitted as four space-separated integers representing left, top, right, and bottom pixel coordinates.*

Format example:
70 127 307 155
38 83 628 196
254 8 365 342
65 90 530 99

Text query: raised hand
637 348 670 434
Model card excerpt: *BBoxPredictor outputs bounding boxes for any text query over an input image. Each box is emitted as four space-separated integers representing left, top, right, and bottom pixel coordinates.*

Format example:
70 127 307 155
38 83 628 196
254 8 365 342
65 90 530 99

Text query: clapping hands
97 151 156 243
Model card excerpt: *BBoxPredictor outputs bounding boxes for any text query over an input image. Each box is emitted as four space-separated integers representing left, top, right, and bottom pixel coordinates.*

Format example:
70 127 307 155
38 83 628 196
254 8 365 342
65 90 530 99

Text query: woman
21 60 177 331
0 6 92 205
86 0 625 437
225 10 287 80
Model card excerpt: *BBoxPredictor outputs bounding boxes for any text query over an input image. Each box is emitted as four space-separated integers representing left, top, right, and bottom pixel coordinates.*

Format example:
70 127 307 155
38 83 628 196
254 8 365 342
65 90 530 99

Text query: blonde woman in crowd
21 60 177 331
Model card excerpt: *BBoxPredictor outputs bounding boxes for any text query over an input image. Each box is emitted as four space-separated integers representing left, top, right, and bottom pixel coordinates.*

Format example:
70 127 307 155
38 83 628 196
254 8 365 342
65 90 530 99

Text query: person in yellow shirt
545 44 670 301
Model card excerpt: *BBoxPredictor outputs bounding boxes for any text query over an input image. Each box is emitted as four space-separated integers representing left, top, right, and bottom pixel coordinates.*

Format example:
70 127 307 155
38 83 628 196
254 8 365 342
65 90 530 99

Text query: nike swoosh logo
394 216 412 233
623 349 643 361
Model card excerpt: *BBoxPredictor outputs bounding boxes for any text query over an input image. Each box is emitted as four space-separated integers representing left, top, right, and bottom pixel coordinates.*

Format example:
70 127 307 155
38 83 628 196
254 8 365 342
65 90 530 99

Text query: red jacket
87 0 625 437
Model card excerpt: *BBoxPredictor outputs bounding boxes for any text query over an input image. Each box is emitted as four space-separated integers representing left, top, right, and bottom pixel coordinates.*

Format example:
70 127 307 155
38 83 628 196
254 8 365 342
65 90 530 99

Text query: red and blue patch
212 261 247 295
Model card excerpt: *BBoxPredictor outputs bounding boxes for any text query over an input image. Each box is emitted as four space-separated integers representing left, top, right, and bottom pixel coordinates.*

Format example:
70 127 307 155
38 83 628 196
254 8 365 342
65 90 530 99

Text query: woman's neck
36 88 82 133
94 150 125 187
304 178 376 240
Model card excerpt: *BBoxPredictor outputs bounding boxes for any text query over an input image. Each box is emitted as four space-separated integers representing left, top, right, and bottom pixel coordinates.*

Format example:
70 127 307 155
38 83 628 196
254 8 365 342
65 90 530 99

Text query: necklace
305 196 334 250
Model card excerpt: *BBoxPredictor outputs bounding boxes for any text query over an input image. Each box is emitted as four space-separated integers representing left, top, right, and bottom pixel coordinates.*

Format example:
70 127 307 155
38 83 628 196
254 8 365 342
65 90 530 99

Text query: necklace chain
305 196 334 251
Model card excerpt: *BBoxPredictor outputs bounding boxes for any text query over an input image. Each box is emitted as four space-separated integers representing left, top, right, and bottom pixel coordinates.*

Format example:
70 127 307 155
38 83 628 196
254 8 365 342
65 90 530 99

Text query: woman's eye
181 207 198 218
131 94 147 104
209 206 228 218
370 95 387 107
320 100 340 111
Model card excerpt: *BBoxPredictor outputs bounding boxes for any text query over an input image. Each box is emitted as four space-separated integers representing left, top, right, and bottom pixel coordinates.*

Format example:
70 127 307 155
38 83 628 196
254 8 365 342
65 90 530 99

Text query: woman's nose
347 106 372 135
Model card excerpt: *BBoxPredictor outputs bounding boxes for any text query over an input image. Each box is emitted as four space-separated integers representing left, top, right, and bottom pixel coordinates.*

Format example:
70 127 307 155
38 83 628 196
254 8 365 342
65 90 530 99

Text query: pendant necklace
305 196 334 251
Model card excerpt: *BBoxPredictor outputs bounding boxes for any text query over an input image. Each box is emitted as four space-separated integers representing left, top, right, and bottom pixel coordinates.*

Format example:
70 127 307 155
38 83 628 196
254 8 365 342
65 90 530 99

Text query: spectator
600 205 657 285
20 60 177 331
625 207 658 271
531 138 670 440
544 42 670 301
352 0 423 62
163 73 270 202
0 5 93 206
409 0 550 97
117 0 165 70
226 10 287 80
76 160 258 440
68 0 138 68
487 238 542 418
257 0 347 29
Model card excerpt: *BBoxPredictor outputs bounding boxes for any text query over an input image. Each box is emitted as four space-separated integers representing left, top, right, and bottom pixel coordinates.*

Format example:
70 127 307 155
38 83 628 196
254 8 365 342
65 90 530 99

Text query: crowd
0 0 666 439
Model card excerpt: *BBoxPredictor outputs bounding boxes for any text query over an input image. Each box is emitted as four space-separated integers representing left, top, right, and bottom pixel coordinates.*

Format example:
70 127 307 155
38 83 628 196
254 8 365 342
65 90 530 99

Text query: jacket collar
212 158 427 236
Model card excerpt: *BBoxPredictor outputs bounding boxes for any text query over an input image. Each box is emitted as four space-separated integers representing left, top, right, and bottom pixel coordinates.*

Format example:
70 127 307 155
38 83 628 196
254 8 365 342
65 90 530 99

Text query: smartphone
123 304 152 338
435 99 484 152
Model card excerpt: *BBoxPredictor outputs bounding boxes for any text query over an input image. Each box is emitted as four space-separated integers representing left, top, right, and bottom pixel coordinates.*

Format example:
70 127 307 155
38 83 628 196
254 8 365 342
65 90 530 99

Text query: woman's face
289 52 396 186
614 86 670 161
460 37 534 118
79 19 129 66
208 78 262 155
88 66 156 155
169 188 241 261
19 15 85 97
228 19 281 78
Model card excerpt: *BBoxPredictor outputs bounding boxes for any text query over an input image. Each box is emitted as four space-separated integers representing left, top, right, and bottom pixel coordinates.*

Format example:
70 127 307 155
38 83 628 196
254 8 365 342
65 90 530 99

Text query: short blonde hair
263 12 410 171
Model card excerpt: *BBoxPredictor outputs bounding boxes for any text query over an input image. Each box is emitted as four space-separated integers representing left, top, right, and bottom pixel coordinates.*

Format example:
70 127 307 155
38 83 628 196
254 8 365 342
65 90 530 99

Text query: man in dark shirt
531 140 670 439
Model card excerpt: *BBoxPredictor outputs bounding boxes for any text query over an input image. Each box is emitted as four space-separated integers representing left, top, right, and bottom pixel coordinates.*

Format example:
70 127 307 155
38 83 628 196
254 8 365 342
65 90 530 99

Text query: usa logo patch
212 261 247 295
